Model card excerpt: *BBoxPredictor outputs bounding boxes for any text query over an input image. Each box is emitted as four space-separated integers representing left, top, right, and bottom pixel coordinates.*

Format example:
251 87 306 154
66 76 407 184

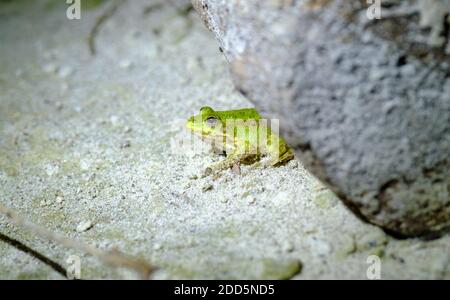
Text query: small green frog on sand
186 107 294 175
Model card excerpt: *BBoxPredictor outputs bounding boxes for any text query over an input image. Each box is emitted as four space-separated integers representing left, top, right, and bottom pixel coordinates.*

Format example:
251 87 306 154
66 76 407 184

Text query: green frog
186 106 294 175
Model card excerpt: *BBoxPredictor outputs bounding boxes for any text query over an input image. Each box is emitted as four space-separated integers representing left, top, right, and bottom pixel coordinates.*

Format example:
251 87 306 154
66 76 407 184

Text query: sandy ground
0 0 449 279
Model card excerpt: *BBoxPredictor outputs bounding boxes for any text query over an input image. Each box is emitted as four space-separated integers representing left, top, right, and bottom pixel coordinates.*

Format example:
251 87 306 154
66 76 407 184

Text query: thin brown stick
87 0 125 56
0 202 153 279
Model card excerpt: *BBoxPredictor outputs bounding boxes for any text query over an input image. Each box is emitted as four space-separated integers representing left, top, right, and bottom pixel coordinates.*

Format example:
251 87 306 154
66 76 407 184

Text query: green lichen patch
162 256 302 280
313 190 338 209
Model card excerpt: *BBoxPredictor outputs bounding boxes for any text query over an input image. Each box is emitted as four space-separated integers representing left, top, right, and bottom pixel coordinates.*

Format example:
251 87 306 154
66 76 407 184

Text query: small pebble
120 140 131 149
202 184 213 192
57 66 74 78
119 60 133 69
76 221 93 233
110 115 119 125
232 163 241 175
55 196 63 204
357 230 388 251
43 63 57 74
187 57 199 72
247 196 256 204
55 101 63 111
282 241 294 253
80 159 91 171
336 235 356 259
289 160 299 169
45 164 59 177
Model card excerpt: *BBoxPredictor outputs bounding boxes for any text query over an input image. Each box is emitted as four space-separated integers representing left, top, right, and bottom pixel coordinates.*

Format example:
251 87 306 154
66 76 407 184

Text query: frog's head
186 106 225 139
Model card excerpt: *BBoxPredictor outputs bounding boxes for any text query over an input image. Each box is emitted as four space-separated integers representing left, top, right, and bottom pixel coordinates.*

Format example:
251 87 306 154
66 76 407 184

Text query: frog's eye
205 116 219 127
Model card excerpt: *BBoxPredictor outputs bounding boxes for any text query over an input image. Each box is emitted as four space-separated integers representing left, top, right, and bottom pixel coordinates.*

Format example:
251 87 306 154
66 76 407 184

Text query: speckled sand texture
0 0 449 279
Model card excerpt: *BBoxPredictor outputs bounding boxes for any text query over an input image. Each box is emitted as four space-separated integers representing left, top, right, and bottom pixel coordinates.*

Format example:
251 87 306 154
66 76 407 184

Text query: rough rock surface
192 0 450 237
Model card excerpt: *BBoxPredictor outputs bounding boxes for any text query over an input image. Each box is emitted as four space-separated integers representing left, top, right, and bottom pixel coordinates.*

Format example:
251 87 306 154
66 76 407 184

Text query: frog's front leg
204 151 244 176
204 149 248 176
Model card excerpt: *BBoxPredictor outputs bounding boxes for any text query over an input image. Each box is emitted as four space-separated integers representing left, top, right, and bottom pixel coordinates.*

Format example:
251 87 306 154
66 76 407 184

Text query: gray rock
192 0 450 237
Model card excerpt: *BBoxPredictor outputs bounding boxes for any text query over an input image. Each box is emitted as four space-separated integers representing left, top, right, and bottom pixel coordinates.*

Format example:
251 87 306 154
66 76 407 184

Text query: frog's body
186 106 294 174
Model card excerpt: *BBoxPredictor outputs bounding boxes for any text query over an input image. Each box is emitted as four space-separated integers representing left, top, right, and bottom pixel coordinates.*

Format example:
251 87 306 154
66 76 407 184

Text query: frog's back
219 108 262 121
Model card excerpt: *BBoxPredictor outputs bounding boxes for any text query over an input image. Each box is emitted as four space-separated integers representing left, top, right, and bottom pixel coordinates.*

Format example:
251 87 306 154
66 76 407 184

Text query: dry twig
0 202 154 279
